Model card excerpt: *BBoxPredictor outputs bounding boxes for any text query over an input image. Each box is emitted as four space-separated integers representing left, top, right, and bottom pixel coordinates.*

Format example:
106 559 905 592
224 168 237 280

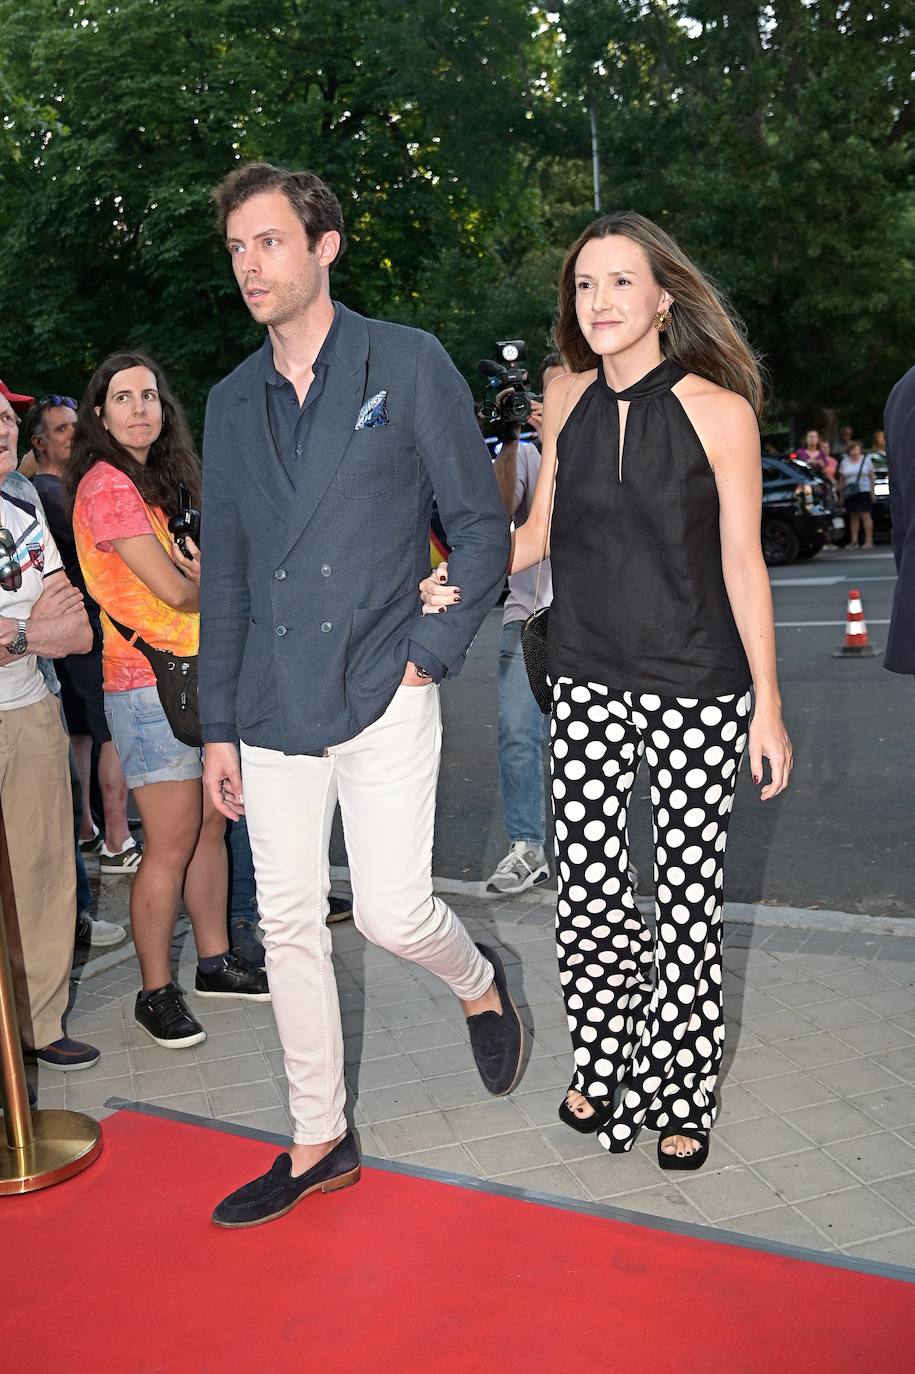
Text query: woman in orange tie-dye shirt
70 353 268 1050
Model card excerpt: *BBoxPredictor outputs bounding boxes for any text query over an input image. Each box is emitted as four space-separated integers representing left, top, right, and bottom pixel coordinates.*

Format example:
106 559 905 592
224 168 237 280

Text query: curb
333 866 915 938
76 875 913 985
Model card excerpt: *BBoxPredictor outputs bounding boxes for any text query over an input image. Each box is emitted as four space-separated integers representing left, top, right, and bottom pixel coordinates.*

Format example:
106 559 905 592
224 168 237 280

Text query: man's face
36 404 77 469
225 189 340 329
840 426 853 442
0 395 19 478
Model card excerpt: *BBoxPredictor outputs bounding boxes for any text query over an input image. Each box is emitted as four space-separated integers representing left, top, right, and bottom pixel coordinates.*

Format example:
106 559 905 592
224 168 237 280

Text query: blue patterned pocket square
355 391 389 431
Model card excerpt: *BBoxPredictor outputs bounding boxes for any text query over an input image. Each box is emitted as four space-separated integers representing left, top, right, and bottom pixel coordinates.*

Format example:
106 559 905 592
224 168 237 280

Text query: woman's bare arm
112 534 199 611
683 384 792 800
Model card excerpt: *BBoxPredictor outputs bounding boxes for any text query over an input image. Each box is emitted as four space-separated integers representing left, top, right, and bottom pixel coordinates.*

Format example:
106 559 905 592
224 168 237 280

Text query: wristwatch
413 663 432 681
6 620 28 655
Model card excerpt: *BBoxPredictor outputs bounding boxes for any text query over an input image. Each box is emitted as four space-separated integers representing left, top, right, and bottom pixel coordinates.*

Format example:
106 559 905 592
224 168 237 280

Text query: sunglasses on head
0 528 22 594
36 394 77 411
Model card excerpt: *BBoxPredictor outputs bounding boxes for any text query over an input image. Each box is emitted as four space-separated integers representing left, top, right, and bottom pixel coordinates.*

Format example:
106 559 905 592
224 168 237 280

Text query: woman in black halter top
424 212 792 1172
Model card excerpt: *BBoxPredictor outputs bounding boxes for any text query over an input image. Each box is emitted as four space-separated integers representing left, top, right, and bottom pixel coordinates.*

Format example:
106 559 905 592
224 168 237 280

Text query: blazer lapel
279 305 370 561
228 367 295 522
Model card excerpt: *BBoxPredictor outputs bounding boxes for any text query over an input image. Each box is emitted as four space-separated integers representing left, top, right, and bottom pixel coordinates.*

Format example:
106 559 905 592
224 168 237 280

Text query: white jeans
241 684 493 1143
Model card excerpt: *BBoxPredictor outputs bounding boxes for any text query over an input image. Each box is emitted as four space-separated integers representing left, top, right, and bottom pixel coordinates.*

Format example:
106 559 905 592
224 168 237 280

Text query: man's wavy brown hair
554 212 764 416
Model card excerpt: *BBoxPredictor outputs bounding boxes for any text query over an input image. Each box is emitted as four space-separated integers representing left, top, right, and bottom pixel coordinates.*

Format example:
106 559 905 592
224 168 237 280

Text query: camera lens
505 392 533 422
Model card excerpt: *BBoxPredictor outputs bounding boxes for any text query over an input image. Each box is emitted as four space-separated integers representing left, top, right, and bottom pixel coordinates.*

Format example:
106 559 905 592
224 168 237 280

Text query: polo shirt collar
262 301 342 388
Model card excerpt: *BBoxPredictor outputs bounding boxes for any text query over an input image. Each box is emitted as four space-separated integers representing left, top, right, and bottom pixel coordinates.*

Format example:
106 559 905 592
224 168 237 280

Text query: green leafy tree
553 0 915 433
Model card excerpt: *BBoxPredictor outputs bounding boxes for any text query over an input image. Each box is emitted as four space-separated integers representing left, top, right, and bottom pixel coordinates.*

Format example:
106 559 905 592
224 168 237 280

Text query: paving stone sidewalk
36 885 915 1270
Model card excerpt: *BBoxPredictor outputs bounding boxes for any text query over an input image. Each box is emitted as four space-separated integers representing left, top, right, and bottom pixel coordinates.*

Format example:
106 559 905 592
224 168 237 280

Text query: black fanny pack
109 616 201 749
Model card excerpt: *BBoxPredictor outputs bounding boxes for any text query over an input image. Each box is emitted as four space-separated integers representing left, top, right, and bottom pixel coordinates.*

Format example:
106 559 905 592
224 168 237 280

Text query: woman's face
805 430 819 450
98 366 162 462
573 234 672 361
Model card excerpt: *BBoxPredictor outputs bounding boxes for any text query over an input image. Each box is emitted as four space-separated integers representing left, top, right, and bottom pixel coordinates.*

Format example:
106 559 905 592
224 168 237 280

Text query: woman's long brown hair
67 351 201 516
554 212 765 416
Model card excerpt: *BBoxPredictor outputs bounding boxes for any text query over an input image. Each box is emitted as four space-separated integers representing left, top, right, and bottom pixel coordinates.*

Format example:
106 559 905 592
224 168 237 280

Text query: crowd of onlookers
0 371 336 1085
792 424 887 549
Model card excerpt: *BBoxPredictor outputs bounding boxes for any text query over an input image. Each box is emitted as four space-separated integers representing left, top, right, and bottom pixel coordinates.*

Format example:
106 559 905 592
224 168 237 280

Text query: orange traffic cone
833 587 878 657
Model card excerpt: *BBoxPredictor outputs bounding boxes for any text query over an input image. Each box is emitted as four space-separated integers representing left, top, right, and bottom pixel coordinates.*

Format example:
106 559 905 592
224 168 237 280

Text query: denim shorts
104 685 202 790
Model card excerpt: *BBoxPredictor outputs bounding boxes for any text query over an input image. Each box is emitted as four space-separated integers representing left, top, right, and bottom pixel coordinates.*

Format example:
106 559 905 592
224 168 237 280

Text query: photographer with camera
473 346 563 893
69 352 268 1052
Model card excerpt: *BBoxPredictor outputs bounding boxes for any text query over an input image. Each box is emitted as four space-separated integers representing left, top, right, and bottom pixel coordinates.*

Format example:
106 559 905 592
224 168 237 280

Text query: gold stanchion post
0 800 101 1193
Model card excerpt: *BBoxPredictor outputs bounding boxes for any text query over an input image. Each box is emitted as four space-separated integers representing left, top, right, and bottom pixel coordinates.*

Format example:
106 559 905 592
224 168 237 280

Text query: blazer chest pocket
336 429 414 500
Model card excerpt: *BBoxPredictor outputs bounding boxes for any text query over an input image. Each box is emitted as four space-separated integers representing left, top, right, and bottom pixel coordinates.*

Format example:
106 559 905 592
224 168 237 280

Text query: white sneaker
487 842 549 895
75 912 128 947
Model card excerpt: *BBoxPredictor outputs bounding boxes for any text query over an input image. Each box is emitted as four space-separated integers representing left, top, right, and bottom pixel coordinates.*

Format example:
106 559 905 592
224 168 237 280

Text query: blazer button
320 621 333 633
275 625 287 637
274 569 287 580
320 564 332 577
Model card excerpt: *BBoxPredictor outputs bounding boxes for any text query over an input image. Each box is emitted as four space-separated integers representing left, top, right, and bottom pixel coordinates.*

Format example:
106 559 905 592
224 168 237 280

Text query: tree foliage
0 0 911 435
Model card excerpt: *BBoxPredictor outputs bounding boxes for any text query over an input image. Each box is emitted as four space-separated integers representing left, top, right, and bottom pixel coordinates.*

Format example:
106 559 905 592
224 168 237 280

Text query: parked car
761 456 845 566
869 456 893 542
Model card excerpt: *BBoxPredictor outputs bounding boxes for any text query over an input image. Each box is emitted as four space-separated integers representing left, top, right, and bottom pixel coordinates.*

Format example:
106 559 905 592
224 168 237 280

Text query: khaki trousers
241 684 492 1143
0 693 75 1049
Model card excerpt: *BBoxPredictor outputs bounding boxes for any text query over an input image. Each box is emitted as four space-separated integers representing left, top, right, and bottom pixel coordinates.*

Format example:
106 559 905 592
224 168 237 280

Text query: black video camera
168 484 201 560
477 340 540 439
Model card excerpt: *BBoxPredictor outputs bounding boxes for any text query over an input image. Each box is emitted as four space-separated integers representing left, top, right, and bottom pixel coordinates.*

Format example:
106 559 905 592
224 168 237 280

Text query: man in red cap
0 379 37 478
0 379 35 416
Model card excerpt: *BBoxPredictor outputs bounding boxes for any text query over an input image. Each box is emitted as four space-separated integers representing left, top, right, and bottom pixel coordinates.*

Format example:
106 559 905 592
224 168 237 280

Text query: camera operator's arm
420 372 582 612
493 438 520 517
490 390 523 518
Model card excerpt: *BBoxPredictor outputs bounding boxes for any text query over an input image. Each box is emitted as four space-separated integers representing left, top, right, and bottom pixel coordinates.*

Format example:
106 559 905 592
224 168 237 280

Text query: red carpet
3 1107 914 1373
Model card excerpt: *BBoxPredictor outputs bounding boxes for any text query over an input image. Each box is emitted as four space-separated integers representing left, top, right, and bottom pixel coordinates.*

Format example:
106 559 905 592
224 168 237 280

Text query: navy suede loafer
211 1130 361 1229
467 943 525 1096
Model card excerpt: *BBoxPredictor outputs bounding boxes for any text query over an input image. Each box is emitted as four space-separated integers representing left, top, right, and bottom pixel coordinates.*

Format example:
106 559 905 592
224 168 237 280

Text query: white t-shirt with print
0 487 64 710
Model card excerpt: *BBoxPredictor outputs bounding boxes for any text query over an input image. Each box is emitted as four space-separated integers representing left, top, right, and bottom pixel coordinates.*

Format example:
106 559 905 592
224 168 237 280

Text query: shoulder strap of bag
107 613 157 660
532 374 578 611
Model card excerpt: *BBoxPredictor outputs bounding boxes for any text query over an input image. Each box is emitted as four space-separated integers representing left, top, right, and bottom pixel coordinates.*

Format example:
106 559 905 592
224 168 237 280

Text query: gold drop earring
653 307 671 332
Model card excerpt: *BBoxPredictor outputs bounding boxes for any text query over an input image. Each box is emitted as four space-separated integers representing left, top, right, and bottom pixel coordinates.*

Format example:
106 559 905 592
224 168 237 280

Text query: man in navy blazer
884 364 915 679
200 163 523 1227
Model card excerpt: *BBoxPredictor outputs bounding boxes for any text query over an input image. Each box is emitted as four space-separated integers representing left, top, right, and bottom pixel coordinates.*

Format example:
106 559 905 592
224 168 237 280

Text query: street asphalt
333 542 911 920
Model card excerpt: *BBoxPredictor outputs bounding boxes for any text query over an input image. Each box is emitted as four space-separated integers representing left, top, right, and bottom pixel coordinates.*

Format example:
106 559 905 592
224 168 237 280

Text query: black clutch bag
521 605 551 714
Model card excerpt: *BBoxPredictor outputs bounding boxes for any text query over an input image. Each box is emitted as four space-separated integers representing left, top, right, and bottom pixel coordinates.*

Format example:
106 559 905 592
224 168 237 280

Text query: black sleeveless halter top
547 358 751 697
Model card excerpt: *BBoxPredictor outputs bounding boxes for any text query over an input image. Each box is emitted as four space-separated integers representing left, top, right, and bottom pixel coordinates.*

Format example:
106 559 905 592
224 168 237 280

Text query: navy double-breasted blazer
198 304 510 754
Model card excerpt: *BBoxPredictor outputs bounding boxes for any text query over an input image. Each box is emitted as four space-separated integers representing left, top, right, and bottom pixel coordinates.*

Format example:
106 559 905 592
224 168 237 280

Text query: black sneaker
135 984 206 1048
195 952 271 1002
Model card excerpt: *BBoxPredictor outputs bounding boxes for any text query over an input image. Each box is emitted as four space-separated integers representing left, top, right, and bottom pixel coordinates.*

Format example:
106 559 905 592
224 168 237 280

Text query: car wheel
762 519 800 566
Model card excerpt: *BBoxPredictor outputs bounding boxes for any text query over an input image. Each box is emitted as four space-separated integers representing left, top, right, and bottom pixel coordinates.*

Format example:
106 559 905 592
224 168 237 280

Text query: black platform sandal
558 1085 615 1135
657 1129 709 1171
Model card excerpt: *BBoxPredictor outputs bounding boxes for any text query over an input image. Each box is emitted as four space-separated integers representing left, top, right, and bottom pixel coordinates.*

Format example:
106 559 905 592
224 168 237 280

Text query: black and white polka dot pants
550 678 751 1153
